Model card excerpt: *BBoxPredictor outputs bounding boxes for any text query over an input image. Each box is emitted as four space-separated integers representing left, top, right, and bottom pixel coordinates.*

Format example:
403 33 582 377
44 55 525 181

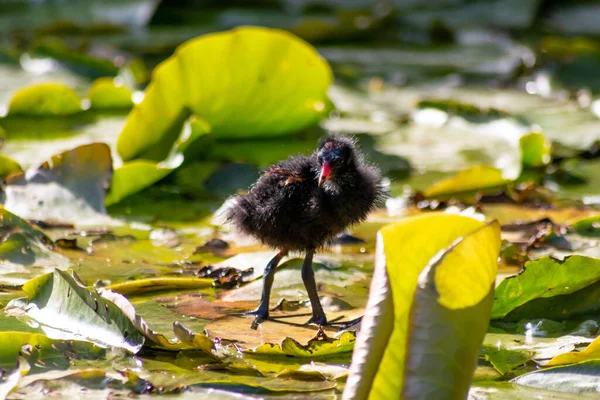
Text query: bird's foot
305 313 328 326
241 308 269 330
328 316 363 331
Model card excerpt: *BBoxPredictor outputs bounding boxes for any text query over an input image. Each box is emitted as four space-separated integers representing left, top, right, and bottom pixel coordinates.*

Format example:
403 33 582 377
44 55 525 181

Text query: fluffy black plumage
227 136 386 250
226 135 386 327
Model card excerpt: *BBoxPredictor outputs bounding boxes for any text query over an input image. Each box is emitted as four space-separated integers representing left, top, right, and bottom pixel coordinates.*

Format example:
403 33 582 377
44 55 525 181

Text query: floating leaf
423 166 510 198
512 360 600 393
7 83 83 117
343 214 501 399
481 345 532 375
97 289 214 355
546 336 600 367
105 157 182 206
88 77 133 110
0 332 104 371
0 155 22 179
0 358 29 399
205 308 362 356
520 132 552 168
492 256 600 320
1 143 113 224
105 277 213 297
569 214 600 237
117 26 332 161
5 270 145 353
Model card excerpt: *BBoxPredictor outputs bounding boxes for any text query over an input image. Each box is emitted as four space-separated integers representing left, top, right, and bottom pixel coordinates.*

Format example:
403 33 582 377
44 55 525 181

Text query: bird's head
316 137 356 188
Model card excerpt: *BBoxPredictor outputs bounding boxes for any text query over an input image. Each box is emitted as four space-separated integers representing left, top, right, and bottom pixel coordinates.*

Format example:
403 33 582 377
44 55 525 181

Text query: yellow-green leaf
7 83 83 117
0 154 22 179
343 213 501 400
105 157 182 206
546 335 600 367
520 132 551 168
88 77 133 110
105 277 213 297
423 165 510 198
117 26 332 162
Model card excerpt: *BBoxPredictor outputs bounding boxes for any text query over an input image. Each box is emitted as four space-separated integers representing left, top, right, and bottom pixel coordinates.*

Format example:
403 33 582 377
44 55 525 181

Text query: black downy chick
226 136 386 327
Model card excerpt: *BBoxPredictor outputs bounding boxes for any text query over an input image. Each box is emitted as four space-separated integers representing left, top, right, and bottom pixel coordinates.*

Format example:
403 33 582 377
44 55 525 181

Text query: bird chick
226 136 386 327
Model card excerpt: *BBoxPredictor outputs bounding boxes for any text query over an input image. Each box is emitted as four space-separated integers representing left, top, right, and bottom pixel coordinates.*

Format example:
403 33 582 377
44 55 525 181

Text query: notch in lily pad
117 26 333 162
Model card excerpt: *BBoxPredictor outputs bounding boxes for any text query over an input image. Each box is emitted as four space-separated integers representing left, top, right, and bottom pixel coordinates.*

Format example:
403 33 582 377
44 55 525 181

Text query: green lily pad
520 132 552 168
569 214 600 237
481 345 532 376
0 357 28 399
105 276 213 297
1 143 113 224
492 256 600 320
117 26 332 162
7 83 83 117
0 332 105 371
344 214 501 399
423 165 510 198
512 360 600 393
0 155 22 179
5 270 145 353
104 157 182 206
88 77 133 110
546 335 600 367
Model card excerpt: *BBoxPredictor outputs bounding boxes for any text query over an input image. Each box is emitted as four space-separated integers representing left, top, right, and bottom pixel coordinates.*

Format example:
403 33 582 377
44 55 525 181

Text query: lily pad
344 214 501 399
204 307 362 356
104 157 182 206
0 155 22 179
88 77 133 110
105 277 213 297
520 132 552 168
423 165 510 198
492 256 600 320
547 336 600 367
512 360 600 393
7 83 83 117
5 269 145 353
569 214 600 237
1 143 113 224
0 332 105 371
117 26 332 161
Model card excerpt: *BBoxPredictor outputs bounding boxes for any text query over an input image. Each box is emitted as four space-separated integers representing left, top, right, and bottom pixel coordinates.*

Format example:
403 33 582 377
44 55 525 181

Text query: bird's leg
302 249 328 325
244 249 287 327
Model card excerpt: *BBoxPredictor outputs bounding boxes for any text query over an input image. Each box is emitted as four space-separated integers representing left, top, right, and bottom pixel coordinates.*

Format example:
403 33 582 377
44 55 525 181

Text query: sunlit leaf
0 332 105 371
105 277 213 297
0 357 29 399
1 143 112 224
88 77 133 110
105 156 182 206
512 360 600 393
343 214 501 400
520 132 552 168
546 336 600 367
205 308 362 356
492 256 600 320
117 26 332 161
481 345 532 375
7 83 83 117
0 155 22 179
569 214 600 237
5 270 145 353
423 166 510 198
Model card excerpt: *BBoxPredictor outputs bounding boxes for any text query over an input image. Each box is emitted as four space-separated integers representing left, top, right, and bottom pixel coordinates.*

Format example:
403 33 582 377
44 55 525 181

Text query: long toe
306 313 328 326
241 308 270 330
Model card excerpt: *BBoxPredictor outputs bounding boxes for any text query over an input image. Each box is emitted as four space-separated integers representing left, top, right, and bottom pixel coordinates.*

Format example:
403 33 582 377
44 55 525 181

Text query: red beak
318 161 331 187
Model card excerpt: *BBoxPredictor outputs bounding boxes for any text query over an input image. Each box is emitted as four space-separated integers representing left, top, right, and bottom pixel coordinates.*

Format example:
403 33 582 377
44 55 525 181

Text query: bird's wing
265 167 304 185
